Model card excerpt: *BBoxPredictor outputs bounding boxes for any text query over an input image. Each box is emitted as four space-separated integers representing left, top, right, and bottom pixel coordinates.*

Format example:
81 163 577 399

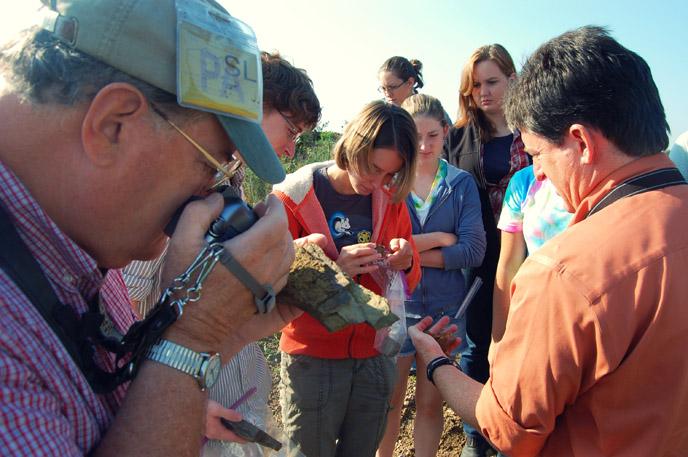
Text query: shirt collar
0 159 105 302
572 153 676 224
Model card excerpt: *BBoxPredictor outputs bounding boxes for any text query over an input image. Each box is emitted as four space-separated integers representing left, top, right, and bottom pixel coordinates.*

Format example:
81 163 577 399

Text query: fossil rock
279 243 398 332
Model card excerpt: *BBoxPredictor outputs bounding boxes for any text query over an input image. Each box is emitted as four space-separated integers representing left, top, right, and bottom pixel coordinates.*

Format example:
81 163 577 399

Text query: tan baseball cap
40 0 286 184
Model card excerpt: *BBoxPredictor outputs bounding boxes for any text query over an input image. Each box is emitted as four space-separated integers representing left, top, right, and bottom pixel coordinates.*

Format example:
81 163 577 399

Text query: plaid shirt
0 160 136 455
482 129 529 223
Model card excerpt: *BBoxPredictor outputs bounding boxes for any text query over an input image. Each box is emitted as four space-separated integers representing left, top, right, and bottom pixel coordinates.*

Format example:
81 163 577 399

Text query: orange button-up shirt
476 154 688 456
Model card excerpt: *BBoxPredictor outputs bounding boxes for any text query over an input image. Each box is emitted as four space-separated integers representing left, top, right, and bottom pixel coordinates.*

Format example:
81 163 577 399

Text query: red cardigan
273 161 420 359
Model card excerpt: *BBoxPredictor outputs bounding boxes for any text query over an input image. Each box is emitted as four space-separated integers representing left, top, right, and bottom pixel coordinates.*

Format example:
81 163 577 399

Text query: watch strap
218 248 276 314
426 355 461 385
146 339 208 387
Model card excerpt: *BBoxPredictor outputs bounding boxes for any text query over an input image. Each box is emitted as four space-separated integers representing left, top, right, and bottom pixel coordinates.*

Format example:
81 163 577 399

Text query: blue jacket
405 162 486 318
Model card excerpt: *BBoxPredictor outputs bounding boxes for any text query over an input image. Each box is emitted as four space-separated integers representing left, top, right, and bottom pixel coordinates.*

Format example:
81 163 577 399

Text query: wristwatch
146 339 221 391
426 355 461 386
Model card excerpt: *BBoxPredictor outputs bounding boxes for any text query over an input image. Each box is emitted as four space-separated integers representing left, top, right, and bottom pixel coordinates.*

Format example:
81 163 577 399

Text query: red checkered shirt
0 160 136 455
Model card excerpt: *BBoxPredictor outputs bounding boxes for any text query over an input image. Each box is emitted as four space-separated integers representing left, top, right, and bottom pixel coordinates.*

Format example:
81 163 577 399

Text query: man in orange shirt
411 26 688 456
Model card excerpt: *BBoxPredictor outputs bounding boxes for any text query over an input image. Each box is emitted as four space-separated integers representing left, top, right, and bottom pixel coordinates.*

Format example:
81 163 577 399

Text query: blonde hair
333 100 417 202
456 44 516 142
402 93 447 126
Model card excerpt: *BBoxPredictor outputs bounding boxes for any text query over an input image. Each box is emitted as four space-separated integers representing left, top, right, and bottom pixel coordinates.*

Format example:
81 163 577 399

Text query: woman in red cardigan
273 100 421 457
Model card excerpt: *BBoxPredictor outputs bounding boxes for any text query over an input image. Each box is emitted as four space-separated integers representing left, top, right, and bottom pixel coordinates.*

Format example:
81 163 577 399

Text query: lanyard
586 168 686 219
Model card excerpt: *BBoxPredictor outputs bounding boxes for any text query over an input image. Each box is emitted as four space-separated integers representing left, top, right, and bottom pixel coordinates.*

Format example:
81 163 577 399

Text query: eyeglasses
150 104 242 191
377 80 406 94
279 111 302 142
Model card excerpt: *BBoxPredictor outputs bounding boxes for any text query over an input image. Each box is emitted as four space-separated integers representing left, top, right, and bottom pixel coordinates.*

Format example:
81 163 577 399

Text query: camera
164 187 258 242
205 193 258 243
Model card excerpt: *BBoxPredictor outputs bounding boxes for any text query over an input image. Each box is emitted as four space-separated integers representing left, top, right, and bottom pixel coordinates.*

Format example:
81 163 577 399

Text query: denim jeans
460 268 494 445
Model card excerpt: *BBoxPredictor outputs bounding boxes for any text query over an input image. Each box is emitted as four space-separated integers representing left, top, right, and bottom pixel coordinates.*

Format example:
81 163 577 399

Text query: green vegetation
243 126 341 205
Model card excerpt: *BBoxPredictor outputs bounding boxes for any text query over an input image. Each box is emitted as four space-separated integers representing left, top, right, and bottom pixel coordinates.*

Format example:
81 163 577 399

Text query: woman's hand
336 242 381 277
294 233 327 249
204 400 248 443
387 238 413 271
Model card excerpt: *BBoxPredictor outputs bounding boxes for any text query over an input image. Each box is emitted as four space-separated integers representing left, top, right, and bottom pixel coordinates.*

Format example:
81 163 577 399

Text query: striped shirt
119 168 273 455
0 160 136 455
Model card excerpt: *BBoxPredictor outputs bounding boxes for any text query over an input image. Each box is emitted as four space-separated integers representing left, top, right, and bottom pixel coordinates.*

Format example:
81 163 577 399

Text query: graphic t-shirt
313 167 373 253
498 165 572 253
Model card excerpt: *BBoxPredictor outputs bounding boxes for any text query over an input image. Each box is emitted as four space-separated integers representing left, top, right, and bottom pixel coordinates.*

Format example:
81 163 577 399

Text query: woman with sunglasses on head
273 100 421 457
442 44 529 457
377 94 485 457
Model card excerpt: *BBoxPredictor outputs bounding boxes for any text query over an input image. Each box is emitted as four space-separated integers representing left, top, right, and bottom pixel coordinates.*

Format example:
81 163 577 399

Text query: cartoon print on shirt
330 212 353 238
357 230 372 243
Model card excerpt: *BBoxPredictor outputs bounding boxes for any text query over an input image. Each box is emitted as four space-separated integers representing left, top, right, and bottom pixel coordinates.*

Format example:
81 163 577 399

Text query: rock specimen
425 329 458 356
279 243 398 332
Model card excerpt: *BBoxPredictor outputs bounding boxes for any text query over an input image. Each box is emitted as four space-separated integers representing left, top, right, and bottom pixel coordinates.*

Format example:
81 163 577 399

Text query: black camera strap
0 203 84 372
0 202 169 393
586 167 686 219
0 202 120 392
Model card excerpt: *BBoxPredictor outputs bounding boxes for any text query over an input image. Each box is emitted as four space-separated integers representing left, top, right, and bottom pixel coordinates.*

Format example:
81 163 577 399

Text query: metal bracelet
114 242 226 386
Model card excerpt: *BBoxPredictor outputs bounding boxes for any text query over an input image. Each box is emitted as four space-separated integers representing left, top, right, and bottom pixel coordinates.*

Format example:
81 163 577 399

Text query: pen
229 386 257 410
454 276 483 319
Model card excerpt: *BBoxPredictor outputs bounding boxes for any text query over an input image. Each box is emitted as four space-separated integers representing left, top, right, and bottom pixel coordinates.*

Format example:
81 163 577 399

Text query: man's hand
387 237 413 271
162 193 295 356
409 316 461 367
204 400 247 443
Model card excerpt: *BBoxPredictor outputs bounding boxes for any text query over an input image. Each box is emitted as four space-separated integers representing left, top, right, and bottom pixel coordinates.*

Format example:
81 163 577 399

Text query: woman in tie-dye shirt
492 164 572 344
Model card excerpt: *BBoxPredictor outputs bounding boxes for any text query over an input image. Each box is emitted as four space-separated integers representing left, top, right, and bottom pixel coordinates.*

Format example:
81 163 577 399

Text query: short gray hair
0 27 199 123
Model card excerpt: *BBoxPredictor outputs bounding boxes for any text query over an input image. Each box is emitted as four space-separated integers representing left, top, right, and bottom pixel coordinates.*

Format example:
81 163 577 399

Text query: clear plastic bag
374 269 408 357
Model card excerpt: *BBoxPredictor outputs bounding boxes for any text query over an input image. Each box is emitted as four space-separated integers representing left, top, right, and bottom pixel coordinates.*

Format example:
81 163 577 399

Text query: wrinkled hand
409 316 461 368
336 242 381 277
204 400 247 443
223 302 302 363
163 193 295 355
387 238 413 271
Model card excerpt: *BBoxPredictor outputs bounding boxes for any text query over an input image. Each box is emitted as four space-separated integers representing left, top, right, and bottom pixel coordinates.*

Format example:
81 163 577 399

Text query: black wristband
218 247 276 314
426 355 461 385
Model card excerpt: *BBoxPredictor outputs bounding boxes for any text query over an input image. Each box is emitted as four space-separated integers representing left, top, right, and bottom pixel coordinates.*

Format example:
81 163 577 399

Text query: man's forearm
433 364 484 429
93 361 208 457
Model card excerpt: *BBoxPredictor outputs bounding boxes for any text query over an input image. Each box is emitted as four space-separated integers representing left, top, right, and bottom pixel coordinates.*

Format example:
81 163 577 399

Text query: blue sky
2 0 686 144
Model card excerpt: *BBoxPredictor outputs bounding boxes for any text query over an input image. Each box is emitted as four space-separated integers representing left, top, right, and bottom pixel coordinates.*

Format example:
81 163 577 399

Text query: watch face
203 354 221 389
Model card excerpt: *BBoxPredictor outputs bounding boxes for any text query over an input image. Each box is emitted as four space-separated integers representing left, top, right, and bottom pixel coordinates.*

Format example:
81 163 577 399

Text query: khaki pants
280 353 396 457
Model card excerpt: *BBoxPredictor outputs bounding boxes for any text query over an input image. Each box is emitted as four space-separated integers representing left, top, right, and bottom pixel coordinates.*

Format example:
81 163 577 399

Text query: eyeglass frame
150 104 242 191
377 79 408 94
278 110 303 143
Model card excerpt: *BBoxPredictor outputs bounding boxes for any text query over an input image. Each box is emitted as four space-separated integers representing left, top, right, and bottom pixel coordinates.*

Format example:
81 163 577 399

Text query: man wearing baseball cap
0 0 299 454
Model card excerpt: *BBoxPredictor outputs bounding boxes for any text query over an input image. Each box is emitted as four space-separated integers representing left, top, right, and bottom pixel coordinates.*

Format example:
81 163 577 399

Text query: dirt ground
267 369 467 456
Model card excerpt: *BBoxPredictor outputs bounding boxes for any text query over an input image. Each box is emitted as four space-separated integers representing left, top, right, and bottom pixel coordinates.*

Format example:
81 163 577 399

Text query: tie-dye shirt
498 166 572 253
